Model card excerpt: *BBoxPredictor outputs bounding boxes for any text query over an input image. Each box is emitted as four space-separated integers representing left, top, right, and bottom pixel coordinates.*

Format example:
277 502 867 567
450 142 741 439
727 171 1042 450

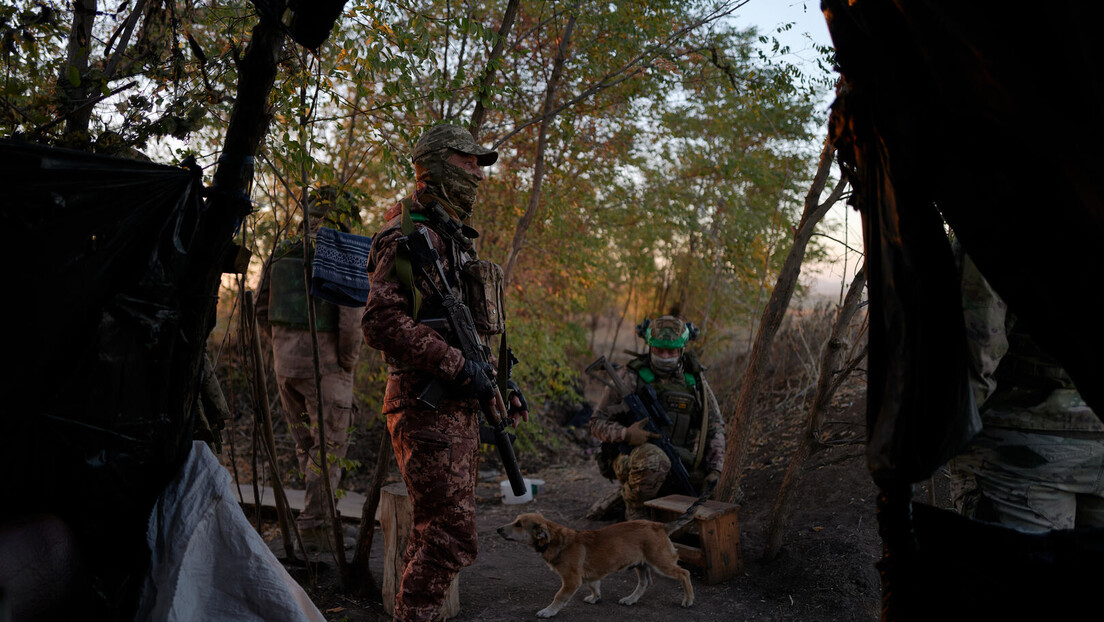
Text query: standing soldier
255 186 363 552
362 123 528 622
590 315 725 520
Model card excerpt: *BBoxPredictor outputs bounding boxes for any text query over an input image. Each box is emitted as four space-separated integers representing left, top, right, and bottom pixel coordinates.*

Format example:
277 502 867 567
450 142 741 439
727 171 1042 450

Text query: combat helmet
411 123 498 166
641 315 697 349
307 185 359 232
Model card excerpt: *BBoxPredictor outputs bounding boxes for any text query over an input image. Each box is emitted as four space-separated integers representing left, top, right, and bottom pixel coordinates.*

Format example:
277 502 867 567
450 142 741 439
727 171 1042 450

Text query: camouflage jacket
589 355 726 473
361 187 472 397
961 252 1101 432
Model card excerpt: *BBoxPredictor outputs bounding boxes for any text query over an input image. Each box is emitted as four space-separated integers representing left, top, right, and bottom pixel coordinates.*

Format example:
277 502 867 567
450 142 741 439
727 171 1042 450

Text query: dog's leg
650 559 694 608
537 577 580 618
583 580 602 604
618 565 652 606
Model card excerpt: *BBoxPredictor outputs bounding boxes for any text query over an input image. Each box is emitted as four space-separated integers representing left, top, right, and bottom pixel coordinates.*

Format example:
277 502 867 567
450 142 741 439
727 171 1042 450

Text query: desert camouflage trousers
948 427 1104 533
276 371 354 530
387 402 480 622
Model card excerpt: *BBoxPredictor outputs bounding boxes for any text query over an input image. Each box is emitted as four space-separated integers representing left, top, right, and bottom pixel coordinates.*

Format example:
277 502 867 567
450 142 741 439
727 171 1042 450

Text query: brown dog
496 512 694 617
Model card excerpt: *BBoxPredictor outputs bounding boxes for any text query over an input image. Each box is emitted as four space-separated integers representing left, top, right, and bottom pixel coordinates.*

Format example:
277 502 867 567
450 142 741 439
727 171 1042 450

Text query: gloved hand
624 419 658 447
506 379 530 425
704 470 721 488
451 359 496 400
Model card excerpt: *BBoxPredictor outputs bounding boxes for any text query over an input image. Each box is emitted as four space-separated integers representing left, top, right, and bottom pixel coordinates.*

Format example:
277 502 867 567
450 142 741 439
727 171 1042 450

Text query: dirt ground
257 380 943 622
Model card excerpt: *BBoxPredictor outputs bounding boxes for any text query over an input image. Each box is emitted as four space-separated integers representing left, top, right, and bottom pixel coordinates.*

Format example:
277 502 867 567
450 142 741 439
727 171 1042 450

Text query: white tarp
137 441 325 622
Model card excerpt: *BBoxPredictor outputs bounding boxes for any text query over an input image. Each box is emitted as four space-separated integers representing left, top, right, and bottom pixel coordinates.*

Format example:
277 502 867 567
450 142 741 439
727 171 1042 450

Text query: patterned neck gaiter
415 150 480 220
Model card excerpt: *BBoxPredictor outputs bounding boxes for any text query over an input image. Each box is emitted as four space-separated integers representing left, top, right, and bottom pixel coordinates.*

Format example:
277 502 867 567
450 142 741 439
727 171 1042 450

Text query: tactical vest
267 240 340 332
627 355 704 467
376 197 505 352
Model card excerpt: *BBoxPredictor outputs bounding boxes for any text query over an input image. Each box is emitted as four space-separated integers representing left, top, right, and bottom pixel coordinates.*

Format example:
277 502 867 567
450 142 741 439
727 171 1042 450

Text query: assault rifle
585 356 696 496
398 227 527 496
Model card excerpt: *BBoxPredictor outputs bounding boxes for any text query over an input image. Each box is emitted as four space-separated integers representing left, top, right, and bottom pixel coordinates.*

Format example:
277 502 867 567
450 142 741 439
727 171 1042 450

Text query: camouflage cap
645 315 691 349
411 123 498 166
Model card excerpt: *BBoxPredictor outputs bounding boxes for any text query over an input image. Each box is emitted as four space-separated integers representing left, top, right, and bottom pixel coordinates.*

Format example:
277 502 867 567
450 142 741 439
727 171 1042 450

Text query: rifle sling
396 198 427 319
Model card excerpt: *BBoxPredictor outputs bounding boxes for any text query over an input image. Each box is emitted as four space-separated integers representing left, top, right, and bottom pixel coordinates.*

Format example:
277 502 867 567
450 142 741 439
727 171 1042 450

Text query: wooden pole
244 290 299 561
351 429 393 596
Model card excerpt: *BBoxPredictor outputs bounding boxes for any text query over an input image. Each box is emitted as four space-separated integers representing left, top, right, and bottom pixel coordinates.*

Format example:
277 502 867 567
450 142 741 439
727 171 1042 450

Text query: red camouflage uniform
362 186 482 622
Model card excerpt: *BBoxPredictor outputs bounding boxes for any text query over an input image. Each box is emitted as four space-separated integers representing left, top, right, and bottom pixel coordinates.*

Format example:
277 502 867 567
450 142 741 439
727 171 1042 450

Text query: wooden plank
700 512 742 584
673 542 705 567
643 494 738 520
232 484 376 522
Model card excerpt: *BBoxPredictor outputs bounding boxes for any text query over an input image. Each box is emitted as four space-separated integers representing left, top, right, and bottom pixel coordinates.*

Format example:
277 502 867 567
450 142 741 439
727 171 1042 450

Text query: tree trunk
762 262 866 561
502 15 576 286
57 0 97 146
468 0 520 139
715 133 848 504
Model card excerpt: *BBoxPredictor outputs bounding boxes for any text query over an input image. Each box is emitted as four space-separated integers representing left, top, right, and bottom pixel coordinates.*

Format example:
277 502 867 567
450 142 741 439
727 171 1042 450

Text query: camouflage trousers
276 371 354 530
387 402 480 622
613 443 672 520
947 427 1104 533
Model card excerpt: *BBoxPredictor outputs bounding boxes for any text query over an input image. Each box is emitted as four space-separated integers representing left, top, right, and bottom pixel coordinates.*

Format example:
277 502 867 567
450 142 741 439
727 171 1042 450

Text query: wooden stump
380 482 460 619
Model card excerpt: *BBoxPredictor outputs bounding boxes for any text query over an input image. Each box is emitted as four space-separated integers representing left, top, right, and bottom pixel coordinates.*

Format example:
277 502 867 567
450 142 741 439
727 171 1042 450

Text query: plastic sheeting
138 441 325 622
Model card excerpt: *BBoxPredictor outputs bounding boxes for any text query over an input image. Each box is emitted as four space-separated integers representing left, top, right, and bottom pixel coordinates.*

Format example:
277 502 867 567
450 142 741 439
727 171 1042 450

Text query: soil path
275 397 892 621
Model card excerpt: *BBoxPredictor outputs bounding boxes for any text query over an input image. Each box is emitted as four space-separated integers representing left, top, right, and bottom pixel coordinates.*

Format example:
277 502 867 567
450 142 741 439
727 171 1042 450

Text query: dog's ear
532 524 549 546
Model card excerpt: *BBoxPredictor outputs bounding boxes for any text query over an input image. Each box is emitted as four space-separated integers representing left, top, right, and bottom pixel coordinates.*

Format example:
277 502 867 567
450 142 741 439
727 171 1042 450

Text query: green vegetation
2 0 835 428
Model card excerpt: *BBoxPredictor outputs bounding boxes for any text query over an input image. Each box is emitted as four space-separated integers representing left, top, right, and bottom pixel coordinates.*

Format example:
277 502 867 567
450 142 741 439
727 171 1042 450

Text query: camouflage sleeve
961 254 1009 407
362 226 464 379
701 380 726 473
587 369 636 443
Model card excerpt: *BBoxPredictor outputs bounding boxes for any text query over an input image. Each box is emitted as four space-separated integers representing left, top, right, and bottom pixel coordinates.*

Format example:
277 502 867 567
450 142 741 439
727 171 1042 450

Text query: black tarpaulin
825 0 1104 619
1 138 211 616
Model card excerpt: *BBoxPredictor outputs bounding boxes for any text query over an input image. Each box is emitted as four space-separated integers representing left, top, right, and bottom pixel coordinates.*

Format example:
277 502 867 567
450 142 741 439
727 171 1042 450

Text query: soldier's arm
588 372 634 443
702 381 726 473
961 253 1009 408
362 227 464 380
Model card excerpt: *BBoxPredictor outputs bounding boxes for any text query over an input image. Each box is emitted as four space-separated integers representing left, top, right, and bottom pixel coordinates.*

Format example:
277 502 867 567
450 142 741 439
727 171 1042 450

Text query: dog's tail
664 479 718 537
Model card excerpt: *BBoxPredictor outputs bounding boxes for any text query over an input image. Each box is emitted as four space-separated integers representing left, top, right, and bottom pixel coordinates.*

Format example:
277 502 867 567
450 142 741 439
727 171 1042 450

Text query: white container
501 479 534 505
528 479 545 497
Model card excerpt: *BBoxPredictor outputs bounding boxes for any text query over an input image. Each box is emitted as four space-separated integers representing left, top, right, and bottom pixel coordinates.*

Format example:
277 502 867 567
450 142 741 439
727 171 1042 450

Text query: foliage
3 0 836 446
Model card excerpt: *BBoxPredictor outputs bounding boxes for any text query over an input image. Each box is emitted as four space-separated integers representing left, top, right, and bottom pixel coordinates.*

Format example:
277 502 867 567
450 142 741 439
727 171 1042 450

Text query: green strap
395 198 423 319
635 366 696 388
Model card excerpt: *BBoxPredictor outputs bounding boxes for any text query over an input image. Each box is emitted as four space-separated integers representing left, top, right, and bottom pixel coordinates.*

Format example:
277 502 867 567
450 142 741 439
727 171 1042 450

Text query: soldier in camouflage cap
589 315 726 520
363 123 526 622
408 123 497 222
947 243 1104 532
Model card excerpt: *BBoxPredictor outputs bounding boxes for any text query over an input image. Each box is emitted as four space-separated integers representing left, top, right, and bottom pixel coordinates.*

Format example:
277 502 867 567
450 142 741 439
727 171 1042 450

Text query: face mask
650 352 681 374
416 151 480 220
439 160 480 219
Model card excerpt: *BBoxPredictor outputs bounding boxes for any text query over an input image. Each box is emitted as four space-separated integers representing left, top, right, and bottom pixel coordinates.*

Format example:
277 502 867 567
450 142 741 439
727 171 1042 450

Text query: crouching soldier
590 315 725 520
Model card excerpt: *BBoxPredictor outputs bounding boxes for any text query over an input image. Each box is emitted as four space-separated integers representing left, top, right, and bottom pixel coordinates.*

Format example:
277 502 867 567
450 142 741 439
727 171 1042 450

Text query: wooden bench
644 494 742 585
380 482 460 620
